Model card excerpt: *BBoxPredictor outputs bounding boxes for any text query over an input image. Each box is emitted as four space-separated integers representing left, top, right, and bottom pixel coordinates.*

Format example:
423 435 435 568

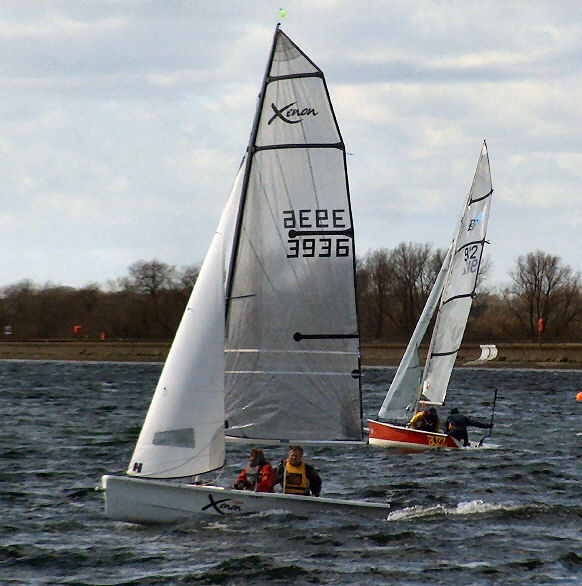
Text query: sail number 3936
287 237 350 258
283 208 351 259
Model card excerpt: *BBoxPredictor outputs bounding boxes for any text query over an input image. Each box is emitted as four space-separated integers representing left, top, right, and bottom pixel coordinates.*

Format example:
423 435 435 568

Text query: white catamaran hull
101 475 391 523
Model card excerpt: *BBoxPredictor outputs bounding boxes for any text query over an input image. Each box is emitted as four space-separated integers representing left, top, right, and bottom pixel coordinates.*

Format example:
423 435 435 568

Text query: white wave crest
387 499 512 521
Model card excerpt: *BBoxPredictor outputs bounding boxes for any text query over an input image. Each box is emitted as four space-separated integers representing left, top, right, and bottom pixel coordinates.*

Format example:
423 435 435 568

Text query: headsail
127 167 243 479
421 142 493 405
377 244 453 422
224 27 362 441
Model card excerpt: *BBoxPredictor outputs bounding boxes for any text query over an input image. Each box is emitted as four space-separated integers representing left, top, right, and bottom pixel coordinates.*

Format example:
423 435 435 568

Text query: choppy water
0 360 580 585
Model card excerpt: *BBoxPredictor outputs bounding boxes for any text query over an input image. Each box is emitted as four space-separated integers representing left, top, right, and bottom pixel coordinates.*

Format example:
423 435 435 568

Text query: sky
1 0 581 290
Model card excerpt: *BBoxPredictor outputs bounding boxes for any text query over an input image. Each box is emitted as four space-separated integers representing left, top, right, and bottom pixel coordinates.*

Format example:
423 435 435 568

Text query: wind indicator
280 7 286 18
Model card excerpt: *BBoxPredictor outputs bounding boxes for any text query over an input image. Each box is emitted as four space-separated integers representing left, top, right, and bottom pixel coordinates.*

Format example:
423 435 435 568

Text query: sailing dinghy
368 142 494 450
101 26 391 523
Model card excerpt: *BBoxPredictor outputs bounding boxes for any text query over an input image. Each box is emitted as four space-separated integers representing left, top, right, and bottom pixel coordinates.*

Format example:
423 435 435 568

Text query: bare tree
385 242 442 337
503 250 581 340
126 260 177 297
179 264 200 292
361 248 392 338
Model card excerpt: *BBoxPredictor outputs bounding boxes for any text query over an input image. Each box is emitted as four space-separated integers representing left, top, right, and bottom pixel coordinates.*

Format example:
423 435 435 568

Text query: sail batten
255 142 344 152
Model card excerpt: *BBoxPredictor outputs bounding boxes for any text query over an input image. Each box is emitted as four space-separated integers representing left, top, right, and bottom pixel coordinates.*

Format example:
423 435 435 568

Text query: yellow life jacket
283 460 309 495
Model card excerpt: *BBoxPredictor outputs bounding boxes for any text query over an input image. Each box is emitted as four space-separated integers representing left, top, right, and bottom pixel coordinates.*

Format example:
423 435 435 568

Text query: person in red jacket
233 448 276 492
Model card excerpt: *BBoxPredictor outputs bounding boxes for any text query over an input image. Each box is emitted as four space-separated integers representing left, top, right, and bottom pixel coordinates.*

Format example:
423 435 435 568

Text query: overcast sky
2 0 580 290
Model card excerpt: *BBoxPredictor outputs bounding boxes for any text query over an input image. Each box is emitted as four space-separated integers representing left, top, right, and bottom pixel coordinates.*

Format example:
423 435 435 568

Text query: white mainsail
127 168 242 479
421 142 493 405
224 28 362 441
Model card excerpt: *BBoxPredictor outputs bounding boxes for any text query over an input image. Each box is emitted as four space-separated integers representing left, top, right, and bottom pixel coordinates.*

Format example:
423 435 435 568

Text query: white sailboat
101 26 391 523
368 142 494 450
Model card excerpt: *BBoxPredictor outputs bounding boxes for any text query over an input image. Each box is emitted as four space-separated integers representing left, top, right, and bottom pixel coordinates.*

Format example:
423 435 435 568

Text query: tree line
0 247 580 342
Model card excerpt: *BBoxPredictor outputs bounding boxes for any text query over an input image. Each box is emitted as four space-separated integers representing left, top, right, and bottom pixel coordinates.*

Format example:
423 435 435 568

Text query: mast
225 25 281 325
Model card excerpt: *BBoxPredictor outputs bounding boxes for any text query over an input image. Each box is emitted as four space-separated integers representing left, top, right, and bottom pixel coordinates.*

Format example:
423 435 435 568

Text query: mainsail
421 142 493 405
224 27 362 441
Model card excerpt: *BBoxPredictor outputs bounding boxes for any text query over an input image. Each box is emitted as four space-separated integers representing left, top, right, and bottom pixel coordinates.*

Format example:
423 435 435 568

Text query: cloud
0 0 579 289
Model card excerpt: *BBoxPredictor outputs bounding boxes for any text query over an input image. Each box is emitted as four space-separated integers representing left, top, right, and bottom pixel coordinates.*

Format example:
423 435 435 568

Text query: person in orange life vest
444 408 492 447
275 445 322 497
408 406 440 432
233 448 276 492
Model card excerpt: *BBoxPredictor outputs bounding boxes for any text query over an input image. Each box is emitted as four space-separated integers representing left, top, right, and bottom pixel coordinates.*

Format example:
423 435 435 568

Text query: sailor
408 406 440 432
233 448 276 492
275 445 322 497
444 408 492 447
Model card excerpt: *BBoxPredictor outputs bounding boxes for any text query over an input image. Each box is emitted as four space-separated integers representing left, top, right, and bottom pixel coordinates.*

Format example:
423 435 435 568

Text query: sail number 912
463 244 480 274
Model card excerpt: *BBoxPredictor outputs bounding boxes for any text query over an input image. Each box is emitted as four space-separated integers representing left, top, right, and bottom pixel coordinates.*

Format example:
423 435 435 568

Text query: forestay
224 28 362 441
421 143 493 406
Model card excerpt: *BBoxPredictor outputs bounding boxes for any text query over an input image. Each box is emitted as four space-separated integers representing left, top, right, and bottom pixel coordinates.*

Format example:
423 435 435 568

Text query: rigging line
293 332 359 341
288 227 353 238
226 370 355 376
267 71 324 83
225 348 360 355
278 26 322 73
441 291 474 306
430 346 461 358
255 142 343 151
454 237 486 255
469 188 493 204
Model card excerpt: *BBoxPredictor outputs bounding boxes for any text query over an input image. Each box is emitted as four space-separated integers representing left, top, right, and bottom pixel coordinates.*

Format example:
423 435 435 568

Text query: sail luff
225 24 281 324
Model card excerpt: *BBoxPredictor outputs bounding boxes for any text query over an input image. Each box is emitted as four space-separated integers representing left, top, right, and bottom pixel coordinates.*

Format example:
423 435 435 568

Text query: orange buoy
577 392 582 401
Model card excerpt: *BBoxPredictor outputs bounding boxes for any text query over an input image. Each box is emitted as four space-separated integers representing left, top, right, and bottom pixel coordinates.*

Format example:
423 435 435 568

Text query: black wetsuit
444 413 490 446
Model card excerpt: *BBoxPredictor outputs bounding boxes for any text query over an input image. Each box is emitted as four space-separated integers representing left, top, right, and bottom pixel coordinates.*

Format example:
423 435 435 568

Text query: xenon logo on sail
268 101 319 125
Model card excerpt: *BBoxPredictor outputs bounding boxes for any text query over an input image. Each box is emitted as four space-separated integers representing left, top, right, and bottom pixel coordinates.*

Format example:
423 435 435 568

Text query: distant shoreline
0 340 580 369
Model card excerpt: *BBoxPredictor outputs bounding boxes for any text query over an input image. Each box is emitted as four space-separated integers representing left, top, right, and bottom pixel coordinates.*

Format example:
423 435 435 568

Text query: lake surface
1 360 580 584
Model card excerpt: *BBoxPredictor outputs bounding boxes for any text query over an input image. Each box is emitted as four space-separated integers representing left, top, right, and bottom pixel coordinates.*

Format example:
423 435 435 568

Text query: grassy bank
0 340 581 369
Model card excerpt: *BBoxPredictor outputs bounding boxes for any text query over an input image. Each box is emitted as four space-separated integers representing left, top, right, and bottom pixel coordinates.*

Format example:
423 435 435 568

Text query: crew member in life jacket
233 448 276 492
444 408 492 446
408 406 440 432
275 445 322 497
